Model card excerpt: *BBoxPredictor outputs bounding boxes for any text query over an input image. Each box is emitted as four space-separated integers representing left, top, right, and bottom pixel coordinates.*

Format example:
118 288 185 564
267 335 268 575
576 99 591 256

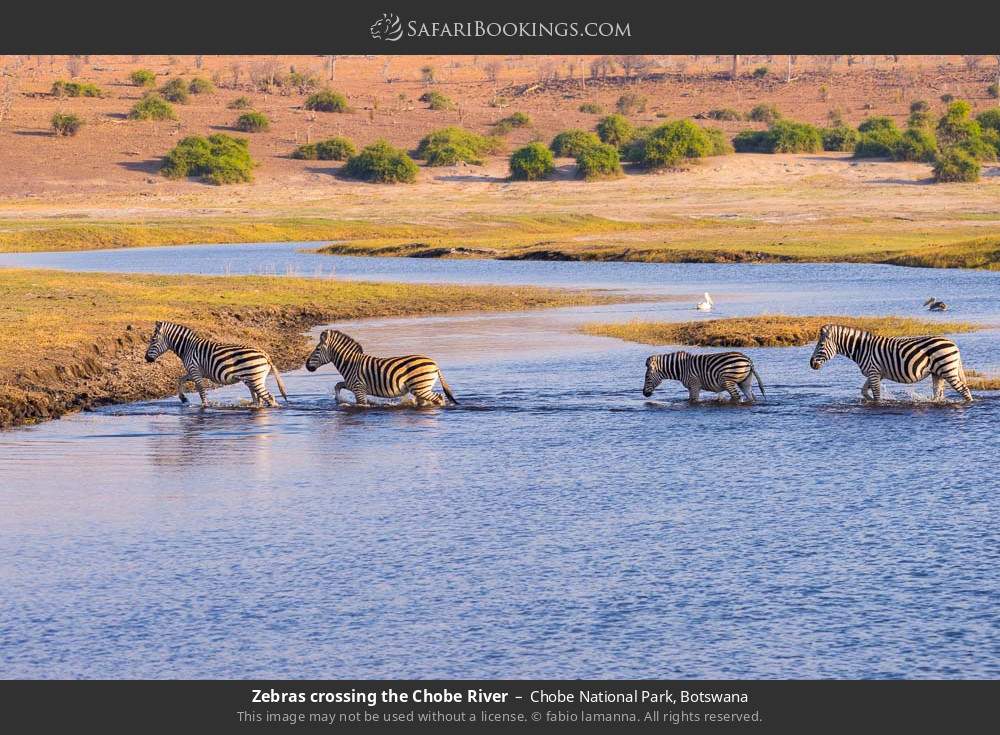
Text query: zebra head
145 321 167 363
810 325 838 370
643 352 687 396
306 329 364 372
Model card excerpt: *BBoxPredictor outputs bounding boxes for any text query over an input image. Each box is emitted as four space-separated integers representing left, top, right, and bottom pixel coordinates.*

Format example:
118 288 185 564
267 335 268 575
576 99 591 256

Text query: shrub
747 104 781 124
858 115 896 134
822 125 860 152
235 111 269 132
989 84 1000 99
51 80 104 98
893 127 938 162
752 66 770 78
940 93 954 104
159 77 189 104
854 127 903 158
493 112 531 135
51 112 83 136
305 90 349 112
936 100 995 160
292 137 356 161
977 108 1000 134
344 140 418 183
596 114 634 147
734 120 822 154
575 143 622 180
932 148 980 182
620 126 652 162
416 127 502 165
704 127 734 156
633 120 713 168
228 96 252 110
706 108 741 121
550 129 601 157
578 102 604 114
419 91 454 110
616 92 647 115
910 100 930 114
160 133 255 184
128 93 176 121
129 69 156 87
188 77 215 94
908 109 933 129
509 142 554 180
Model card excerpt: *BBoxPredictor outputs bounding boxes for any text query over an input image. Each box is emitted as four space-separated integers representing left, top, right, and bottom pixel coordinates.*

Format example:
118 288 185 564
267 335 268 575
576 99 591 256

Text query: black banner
2 680 997 733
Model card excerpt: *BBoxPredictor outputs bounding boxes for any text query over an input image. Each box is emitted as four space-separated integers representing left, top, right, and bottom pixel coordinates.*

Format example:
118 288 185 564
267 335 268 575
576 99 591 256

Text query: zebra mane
157 321 196 338
326 330 364 355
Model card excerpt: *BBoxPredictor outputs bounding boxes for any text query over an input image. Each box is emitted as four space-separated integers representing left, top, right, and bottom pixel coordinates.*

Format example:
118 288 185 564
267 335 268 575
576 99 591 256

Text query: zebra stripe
809 323 972 402
305 329 458 407
643 350 764 403
144 321 288 407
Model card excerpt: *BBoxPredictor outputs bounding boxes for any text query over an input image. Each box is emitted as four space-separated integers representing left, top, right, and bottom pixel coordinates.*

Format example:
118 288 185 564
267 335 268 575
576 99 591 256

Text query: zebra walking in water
643 351 765 403
305 329 458 407
809 324 972 402
144 321 288 407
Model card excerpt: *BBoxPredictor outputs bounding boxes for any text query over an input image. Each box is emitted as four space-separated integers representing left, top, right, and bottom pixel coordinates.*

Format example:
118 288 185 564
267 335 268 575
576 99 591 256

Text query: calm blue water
1 245 998 679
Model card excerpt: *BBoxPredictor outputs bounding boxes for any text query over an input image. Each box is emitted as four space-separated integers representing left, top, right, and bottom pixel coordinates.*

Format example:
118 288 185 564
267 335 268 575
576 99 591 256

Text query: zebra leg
723 381 742 403
860 378 873 401
350 382 369 407
176 374 191 403
738 376 755 402
932 374 945 401
190 373 209 406
413 390 445 407
333 381 347 403
943 373 973 403
687 385 701 402
866 373 882 403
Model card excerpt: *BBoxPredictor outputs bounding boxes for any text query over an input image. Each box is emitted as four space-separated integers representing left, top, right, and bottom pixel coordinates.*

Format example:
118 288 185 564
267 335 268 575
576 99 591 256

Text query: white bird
696 292 714 311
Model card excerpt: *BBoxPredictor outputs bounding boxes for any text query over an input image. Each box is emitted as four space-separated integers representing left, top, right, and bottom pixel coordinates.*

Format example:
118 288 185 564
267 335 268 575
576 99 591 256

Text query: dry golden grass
966 369 1000 390
580 315 982 347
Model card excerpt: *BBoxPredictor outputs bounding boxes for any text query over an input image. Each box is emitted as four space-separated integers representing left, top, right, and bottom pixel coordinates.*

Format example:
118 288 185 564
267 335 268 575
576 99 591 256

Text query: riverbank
0 268 619 429
580 315 982 347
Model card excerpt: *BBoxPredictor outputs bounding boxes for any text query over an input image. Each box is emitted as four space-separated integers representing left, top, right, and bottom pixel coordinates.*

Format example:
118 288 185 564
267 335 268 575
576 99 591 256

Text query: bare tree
731 55 739 80
381 57 391 83
325 55 337 81
0 67 19 124
483 61 501 88
996 55 1000 87
66 56 83 78
229 61 243 88
195 55 204 70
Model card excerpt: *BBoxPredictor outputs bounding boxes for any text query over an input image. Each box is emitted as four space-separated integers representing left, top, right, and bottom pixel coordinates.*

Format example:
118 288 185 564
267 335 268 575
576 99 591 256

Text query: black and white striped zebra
145 321 288 407
809 323 972 402
305 329 458 407
643 350 764 403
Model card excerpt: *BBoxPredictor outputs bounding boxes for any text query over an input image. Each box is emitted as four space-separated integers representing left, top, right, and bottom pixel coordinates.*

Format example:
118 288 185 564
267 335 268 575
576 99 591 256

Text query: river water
1 243 998 679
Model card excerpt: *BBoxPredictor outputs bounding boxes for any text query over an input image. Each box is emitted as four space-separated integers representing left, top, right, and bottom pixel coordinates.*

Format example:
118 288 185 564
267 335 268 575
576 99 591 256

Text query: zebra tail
438 369 459 405
268 359 289 402
751 364 766 399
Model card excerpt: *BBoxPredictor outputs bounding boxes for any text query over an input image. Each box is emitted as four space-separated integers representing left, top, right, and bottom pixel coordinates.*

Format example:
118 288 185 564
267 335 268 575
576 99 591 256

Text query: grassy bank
0 268 617 428
966 370 1000 390
580 315 982 348
2 214 1000 270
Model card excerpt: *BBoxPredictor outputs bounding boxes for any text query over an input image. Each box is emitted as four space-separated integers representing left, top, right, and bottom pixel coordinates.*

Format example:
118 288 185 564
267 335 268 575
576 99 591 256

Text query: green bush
549 129 601 157
305 90 350 112
51 112 83 136
633 120 713 168
292 137 356 161
159 77 189 104
910 100 930 113
976 108 1000 134
596 114 634 147
416 127 502 165
234 111 269 132
893 127 938 162
747 104 781 124
989 84 1000 99
509 142 555 180
752 66 770 78
704 127 734 156
51 80 104 98
419 91 454 111
160 133 255 184
578 102 604 114
932 148 980 182
940 93 954 104
620 126 652 162
858 115 896 134
129 69 156 87
188 77 215 94
734 120 822 154
822 125 860 152
228 96 252 110
575 143 622 180
344 140 418 183
493 112 532 135
854 128 903 158
706 108 741 121
128 93 176 121
616 92 647 115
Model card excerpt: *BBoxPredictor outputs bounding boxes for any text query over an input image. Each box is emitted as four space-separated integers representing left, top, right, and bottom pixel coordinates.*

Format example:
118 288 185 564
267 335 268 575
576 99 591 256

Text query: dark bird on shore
924 298 948 311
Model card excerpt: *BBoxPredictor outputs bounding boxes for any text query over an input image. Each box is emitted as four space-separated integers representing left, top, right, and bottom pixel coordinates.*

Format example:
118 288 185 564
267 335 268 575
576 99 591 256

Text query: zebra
305 329 458 407
809 323 972 402
643 350 765 403
144 321 288 407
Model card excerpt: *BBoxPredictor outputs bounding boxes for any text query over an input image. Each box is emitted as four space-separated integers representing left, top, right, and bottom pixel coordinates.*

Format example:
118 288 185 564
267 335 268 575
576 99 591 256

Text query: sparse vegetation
51 80 104 98
292 137 356 161
596 114 635 147
415 127 502 166
128 93 176 121
988 84 1000 99
578 102 604 114
580 315 980 348
228 96 252 110
746 103 781 124
509 142 555 181
160 134 256 185
304 89 350 112
344 140 418 183
128 69 156 87
752 66 770 79
550 129 601 157
575 143 622 180
50 112 83 136
706 108 741 121
965 369 1000 390
234 111 269 132
188 76 215 94
733 120 822 153
616 92 647 115
419 90 454 110
159 77 190 104
493 111 532 135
